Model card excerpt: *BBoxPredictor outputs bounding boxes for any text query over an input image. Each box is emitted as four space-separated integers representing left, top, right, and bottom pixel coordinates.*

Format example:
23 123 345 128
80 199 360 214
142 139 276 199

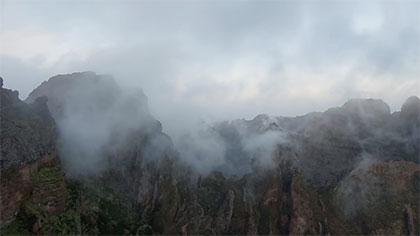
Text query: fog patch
174 124 227 176
26 72 156 176
173 115 290 177
242 130 288 169
335 153 380 217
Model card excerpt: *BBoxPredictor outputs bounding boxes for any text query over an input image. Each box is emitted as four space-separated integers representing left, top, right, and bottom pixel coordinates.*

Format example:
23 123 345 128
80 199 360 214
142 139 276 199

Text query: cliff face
1 73 419 235
25 71 157 176
1 79 56 171
0 78 67 232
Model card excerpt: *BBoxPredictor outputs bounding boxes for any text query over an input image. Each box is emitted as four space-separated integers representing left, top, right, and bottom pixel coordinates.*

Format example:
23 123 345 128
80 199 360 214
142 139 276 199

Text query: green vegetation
32 165 62 183
0 218 31 235
2 162 418 235
42 209 79 235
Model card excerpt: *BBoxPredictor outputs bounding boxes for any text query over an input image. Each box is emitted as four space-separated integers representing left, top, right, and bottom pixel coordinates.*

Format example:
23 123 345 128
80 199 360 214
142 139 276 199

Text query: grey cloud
1 0 419 138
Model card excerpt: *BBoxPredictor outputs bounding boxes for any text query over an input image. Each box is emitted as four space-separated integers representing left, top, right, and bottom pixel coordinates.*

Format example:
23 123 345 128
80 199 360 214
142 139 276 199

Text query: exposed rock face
0 79 67 230
401 96 420 121
274 97 419 187
396 96 420 162
1 81 56 170
26 71 159 176
286 160 420 235
1 72 419 235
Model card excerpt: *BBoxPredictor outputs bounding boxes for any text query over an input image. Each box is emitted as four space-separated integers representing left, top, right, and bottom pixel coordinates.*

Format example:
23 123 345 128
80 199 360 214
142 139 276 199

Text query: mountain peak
341 98 390 116
401 96 420 119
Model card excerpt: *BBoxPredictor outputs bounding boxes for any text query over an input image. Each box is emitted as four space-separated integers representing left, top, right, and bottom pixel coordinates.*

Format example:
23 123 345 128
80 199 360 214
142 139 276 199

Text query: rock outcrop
1 79 56 171
1 72 419 235
0 78 67 231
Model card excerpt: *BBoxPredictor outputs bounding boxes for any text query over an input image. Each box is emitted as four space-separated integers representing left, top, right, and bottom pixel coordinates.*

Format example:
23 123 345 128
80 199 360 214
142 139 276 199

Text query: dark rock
401 96 420 120
0 83 56 171
1 72 419 235
0 78 66 229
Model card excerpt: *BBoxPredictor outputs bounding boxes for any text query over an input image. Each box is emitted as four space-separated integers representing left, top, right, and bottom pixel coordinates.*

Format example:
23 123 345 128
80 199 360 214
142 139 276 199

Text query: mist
1 0 419 195
1 1 419 235
26 72 159 176
2 1 418 178
1 0 419 134
174 116 290 177
23 72 297 178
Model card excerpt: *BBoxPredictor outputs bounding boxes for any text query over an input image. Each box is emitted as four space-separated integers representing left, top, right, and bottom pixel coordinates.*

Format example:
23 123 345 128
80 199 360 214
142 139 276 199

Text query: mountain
1 72 419 235
0 77 67 233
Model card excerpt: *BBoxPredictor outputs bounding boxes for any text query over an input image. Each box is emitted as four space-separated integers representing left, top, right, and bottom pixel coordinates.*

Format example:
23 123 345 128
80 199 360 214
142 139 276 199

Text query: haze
1 0 419 136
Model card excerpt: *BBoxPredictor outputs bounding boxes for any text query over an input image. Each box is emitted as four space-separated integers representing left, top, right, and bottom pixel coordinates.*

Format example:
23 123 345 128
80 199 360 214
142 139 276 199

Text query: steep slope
1 72 419 235
26 71 165 176
24 72 179 234
0 77 68 233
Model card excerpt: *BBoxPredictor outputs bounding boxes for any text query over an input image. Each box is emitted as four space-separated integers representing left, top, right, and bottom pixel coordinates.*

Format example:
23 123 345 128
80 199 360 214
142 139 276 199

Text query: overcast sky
1 0 419 134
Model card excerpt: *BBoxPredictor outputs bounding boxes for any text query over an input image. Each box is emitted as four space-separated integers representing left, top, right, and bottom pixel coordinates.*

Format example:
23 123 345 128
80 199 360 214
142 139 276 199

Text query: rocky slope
0 77 68 233
1 72 419 235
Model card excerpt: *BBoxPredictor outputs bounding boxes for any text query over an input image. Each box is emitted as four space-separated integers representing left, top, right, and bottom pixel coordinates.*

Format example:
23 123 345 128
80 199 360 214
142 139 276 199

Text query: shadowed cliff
1 72 419 235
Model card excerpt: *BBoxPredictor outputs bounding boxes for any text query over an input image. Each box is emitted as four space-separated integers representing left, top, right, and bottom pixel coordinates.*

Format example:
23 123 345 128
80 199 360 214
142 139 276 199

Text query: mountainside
1 72 419 235
0 77 68 233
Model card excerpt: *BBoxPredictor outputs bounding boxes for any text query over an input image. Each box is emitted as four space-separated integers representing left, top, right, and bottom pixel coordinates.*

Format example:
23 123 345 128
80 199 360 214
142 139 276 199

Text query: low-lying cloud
1 0 418 132
26 72 156 176
25 72 290 178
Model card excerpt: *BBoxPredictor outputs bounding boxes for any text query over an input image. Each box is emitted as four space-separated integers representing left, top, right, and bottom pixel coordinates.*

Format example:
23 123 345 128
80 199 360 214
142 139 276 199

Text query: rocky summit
0 72 419 235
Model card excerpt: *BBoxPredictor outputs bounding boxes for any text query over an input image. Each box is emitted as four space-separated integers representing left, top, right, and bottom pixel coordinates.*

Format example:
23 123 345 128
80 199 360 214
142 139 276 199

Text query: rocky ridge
0 77 67 232
1 72 419 235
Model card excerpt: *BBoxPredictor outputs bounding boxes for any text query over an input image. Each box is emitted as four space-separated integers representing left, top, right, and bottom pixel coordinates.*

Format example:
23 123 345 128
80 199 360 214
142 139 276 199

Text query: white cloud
0 28 60 63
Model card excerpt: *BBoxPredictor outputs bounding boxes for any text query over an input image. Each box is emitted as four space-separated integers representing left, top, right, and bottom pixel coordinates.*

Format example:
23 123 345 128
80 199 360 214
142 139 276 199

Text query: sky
1 0 419 135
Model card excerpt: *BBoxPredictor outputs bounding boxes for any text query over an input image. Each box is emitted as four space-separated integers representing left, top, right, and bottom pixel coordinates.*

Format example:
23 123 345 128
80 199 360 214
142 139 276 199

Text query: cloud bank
1 0 419 137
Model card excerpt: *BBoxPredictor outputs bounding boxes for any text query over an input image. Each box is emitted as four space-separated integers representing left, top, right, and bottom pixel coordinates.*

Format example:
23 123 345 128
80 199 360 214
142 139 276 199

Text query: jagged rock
1 72 419 235
1 86 56 171
213 190 234 233
25 71 161 176
401 96 420 120
0 80 67 230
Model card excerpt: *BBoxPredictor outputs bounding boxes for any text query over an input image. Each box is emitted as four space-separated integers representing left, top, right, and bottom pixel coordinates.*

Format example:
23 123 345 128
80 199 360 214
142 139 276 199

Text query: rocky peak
1 73 419 235
333 98 391 124
25 72 169 176
342 98 390 113
1 87 20 107
1 78 65 228
248 114 282 133
0 80 57 170
26 72 149 118
400 96 420 121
